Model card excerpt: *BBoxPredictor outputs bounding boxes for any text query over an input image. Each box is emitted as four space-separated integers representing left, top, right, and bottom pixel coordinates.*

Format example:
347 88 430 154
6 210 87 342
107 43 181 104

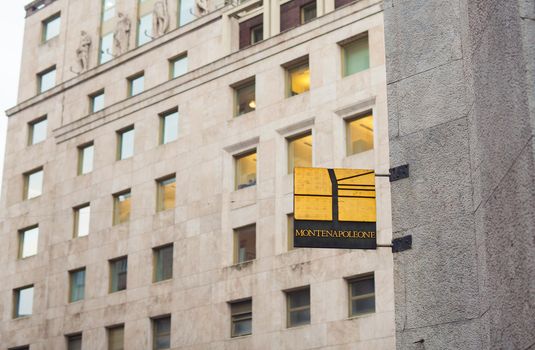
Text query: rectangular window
13 285 34 318
107 325 124 350
109 257 128 292
74 204 91 237
153 245 173 282
233 224 256 264
152 316 171 350
233 78 256 117
117 126 135 160
286 287 310 327
346 114 373 155
160 109 179 144
78 143 94 175
102 0 116 21
157 176 176 211
230 299 252 337
99 32 114 64
38 66 56 93
178 0 196 26
251 25 263 44
90 90 105 113
235 150 256 190
67 333 82 350
128 73 144 96
18 226 39 259
169 54 188 79
300 2 316 24
342 35 370 76
69 268 86 302
287 132 312 173
42 13 61 42
239 15 263 49
287 214 294 251
113 190 131 225
28 117 47 145
24 167 44 200
137 13 153 46
348 274 375 317
285 59 310 97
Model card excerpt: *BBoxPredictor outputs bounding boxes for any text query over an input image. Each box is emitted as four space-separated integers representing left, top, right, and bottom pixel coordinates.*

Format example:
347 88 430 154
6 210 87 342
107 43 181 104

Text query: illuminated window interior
234 79 256 117
287 60 310 97
113 190 131 225
157 176 176 211
235 151 257 190
346 114 373 155
288 132 312 173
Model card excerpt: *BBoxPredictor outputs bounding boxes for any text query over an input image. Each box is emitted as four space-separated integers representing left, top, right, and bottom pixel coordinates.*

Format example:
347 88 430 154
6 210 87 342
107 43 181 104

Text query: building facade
1 0 395 349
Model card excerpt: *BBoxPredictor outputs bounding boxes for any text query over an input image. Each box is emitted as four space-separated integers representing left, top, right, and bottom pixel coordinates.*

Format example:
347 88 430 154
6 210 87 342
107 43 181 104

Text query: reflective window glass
29 117 47 145
153 245 173 282
128 74 144 96
343 36 370 76
230 299 252 337
178 0 196 26
157 176 176 211
99 33 114 64
19 226 39 258
346 114 373 155
39 67 56 93
90 91 105 113
118 127 135 160
152 316 171 349
113 191 131 225
110 257 128 292
14 286 34 318
69 269 86 302
43 14 61 42
288 133 312 173
234 80 255 117
25 168 43 199
235 151 256 190
67 334 82 350
170 55 188 79
287 61 310 96
137 14 152 46
286 287 310 327
160 110 179 144
74 204 91 237
78 143 94 175
348 274 375 316
234 225 256 264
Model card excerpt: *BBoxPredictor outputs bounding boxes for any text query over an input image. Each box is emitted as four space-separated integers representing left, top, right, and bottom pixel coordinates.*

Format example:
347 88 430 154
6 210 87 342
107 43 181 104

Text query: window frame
13 285 34 318
127 71 145 97
168 53 188 79
229 298 252 338
286 130 313 173
347 273 375 317
284 57 310 97
37 65 56 94
232 77 256 117
159 108 179 145
285 286 311 328
23 167 44 200
69 268 86 303
18 225 39 259
42 12 61 42
28 116 48 146
77 142 95 175
151 315 171 350
340 33 370 77
250 24 263 45
89 89 105 113
113 189 132 225
107 324 125 350
109 256 128 293
156 174 176 212
73 203 91 238
300 2 316 24
153 244 174 283
233 224 256 264
345 111 374 156
234 149 257 190
116 125 135 160
66 332 83 350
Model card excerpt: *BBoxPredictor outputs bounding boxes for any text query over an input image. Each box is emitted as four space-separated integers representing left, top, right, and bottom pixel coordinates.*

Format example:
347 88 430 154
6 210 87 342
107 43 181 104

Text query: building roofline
24 0 58 17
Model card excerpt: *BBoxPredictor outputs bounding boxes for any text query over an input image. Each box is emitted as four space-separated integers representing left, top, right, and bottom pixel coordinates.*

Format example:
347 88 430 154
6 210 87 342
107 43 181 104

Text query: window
346 114 373 155
137 13 153 46
160 109 179 144
348 274 375 317
128 73 144 96
42 13 61 42
342 35 370 76
235 150 256 190
8 346 29 350
99 32 114 64
239 15 263 49
233 224 256 264
233 79 256 117
78 143 94 175
286 59 310 97
113 190 131 225
286 287 310 327
287 132 312 173
74 204 91 237
69 268 86 302
24 167 44 200
28 117 47 145
117 127 135 160
13 285 34 318
109 257 128 292
169 54 188 79
178 0 195 26
157 176 176 211
230 299 252 337
102 0 116 21
152 316 171 349
107 325 124 350
100 0 116 64
300 2 316 24
18 226 39 259
287 214 294 251
251 25 263 44
38 66 56 93
90 90 105 113
67 333 82 350
153 245 173 282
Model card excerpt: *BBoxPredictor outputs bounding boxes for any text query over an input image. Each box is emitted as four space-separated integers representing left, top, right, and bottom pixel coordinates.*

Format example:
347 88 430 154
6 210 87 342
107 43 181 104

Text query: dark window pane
67 334 82 350
288 289 310 308
289 308 310 327
351 296 375 315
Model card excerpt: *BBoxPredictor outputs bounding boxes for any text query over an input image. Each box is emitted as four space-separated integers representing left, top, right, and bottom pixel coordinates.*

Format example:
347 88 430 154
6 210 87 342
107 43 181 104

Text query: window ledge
347 311 375 320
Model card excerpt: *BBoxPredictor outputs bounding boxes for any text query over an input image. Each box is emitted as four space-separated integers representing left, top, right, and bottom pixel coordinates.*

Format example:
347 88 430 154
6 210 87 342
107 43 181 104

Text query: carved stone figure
76 31 92 72
153 0 169 37
114 12 131 55
196 0 208 16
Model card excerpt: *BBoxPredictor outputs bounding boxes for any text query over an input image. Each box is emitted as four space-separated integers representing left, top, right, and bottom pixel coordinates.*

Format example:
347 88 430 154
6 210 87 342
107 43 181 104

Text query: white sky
0 2 28 186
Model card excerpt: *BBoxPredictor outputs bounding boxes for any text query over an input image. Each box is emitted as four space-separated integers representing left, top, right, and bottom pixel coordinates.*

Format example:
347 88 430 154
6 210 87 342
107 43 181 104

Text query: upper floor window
152 316 171 349
102 0 116 22
348 274 375 317
341 35 369 76
38 66 56 93
18 226 39 259
230 299 252 337
90 90 105 113
280 0 315 32
128 72 145 96
284 57 310 97
233 78 256 117
160 109 179 144
13 285 34 318
235 150 256 190
156 175 176 211
137 14 153 47
178 0 196 26
113 190 131 225
300 2 316 24
107 324 125 350
109 257 128 292
66 333 82 350
169 54 188 79
346 113 373 155
74 204 91 237
69 268 86 302
239 15 263 49
78 142 94 175
24 167 44 200
287 132 312 173
286 287 310 327
153 244 173 282
99 32 114 64
28 117 47 145
233 224 256 264
42 13 61 42
117 126 135 160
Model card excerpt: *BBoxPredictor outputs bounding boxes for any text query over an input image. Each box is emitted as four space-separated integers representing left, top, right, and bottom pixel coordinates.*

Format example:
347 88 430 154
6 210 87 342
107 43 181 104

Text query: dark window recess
239 15 263 49
335 0 356 8
280 0 316 32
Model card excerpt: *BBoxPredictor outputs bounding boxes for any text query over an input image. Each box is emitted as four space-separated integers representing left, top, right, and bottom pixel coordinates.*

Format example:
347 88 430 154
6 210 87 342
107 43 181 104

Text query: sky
0 2 27 186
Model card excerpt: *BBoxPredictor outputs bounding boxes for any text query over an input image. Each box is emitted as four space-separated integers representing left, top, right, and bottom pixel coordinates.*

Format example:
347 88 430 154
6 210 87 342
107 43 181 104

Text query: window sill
347 311 375 320
230 260 254 270
230 333 252 339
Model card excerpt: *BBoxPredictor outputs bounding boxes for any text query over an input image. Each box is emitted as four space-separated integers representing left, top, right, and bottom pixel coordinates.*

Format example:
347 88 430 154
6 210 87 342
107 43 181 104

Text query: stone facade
1 0 395 349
